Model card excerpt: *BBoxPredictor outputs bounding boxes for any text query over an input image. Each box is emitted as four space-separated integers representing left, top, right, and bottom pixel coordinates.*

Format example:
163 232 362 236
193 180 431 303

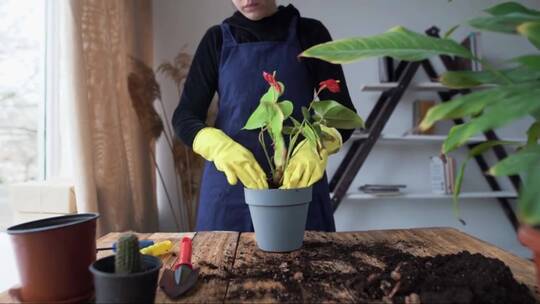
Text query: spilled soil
198 239 536 304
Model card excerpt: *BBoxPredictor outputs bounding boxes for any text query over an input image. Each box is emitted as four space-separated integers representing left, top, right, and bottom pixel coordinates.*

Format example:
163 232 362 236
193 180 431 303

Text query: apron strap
221 23 237 47
286 16 299 43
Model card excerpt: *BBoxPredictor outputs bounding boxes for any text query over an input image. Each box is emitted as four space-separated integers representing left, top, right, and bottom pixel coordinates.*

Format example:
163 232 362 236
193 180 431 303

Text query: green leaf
301 106 310 121
514 54 540 70
290 116 302 129
469 13 540 34
527 122 540 145
489 144 540 176
312 100 364 129
453 140 518 219
260 82 285 103
485 2 540 17
442 86 540 152
266 103 286 168
440 67 540 88
273 135 286 168
283 126 295 135
268 104 284 139
420 83 540 133
443 25 460 39
420 88 507 131
300 26 474 64
471 140 519 156
518 162 540 225
243 102 269 130
278 100 293 119
518 21 540 49
302 124 317 148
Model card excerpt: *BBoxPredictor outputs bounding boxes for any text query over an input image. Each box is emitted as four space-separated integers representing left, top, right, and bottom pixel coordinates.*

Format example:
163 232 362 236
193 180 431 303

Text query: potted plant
242 71 364 252
90 233 162 303
300 1 540 284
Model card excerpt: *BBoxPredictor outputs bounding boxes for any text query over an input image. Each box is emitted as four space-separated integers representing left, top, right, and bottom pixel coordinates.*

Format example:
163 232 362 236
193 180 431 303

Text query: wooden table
1 227 538 303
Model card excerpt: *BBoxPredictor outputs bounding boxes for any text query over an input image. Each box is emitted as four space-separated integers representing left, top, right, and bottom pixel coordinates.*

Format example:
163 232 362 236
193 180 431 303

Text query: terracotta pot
518 225 540 286
7 213 99 303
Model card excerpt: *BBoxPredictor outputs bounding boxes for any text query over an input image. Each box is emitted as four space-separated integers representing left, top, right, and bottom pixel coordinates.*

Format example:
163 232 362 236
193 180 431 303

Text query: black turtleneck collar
224 4 300 39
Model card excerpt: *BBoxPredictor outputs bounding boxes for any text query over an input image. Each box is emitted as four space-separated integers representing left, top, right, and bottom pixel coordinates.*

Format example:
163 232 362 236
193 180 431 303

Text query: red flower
319 79 341 93
263 71 282 93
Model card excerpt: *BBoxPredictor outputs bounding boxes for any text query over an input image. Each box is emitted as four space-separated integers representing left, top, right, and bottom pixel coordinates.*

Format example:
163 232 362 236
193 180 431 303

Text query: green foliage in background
301 2 540 226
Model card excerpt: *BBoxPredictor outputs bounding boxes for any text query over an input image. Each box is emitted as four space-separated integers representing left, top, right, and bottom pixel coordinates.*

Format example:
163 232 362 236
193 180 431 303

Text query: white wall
153 0 540 257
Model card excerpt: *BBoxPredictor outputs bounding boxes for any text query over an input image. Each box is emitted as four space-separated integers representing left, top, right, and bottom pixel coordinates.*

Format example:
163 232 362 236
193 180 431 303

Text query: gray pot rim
244 186 312 194
244 186 312 207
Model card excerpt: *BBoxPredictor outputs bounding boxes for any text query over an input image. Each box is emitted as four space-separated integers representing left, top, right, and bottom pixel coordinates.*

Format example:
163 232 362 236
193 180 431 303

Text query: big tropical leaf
489 144 540 176
518 163 540 226
421 82 540 131
514 54 540 70
419 87 514 131
485 2 540 17
518 21 540 49
452 140 519 219
440 66 540 88
527 121 540 145
469 13 540 34
442 86 540 152
453 140 520 221
300 26 474 64
312 100 365 129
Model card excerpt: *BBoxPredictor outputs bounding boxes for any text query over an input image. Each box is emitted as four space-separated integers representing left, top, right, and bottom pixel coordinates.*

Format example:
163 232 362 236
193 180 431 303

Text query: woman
172 0 357 232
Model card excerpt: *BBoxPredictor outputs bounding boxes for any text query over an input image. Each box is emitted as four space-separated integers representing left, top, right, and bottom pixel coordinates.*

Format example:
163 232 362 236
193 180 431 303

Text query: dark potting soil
199 239 537 304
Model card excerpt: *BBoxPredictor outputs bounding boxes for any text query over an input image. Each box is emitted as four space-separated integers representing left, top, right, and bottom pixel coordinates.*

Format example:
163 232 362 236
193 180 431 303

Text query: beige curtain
66 0 158 234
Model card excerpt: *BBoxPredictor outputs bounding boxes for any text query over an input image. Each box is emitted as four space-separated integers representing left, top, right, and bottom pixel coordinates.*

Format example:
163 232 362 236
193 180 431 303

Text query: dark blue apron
195 16 336 232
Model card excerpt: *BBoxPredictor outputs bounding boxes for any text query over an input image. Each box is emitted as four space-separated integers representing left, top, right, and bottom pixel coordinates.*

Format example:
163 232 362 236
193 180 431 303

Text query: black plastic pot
89 254 162 303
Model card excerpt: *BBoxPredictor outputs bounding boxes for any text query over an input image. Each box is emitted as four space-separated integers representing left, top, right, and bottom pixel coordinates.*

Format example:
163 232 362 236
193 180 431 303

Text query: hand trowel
159 237 200 299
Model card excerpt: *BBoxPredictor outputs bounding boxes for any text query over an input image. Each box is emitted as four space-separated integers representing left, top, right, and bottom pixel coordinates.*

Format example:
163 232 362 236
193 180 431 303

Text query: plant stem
259 129 275 174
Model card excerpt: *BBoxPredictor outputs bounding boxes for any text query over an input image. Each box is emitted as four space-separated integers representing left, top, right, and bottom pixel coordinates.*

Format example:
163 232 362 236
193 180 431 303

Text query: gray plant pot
244 186 312 252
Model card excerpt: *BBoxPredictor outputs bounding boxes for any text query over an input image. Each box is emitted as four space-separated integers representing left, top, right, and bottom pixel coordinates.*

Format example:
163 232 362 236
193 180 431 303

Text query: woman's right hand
193 127 268 189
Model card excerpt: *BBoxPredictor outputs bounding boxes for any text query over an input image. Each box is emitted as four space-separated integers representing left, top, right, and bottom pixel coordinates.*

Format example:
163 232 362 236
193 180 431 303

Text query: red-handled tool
159 237 200 299
174 237 193 284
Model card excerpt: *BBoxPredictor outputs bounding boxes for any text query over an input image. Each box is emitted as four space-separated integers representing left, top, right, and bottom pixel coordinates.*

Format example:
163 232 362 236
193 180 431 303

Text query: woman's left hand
280 140 328 189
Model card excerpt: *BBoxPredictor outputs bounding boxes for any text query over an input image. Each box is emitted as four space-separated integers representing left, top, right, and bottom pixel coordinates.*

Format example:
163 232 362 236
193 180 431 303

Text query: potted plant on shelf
243 71 364 252
300 1 540 285
90 233 162 303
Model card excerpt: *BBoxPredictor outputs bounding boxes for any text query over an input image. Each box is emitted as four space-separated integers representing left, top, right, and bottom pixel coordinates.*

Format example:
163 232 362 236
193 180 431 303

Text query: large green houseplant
300 1 540 282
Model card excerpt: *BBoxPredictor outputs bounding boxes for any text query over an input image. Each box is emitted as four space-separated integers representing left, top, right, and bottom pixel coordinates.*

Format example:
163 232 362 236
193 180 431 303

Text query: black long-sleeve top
172 4 357 147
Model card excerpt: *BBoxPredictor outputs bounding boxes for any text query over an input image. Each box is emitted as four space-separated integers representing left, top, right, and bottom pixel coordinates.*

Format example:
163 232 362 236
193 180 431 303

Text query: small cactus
115 233 142 274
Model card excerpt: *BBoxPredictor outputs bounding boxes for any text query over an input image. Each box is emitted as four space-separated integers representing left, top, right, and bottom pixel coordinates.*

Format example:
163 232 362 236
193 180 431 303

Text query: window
0 0 46 184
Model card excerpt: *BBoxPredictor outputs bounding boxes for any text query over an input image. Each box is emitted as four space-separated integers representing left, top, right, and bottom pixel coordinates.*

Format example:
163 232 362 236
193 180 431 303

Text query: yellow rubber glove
281 126 342 189
193 127 268 189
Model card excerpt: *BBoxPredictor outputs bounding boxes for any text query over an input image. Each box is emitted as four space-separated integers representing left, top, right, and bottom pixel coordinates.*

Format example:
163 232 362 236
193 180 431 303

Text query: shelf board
350 132 526 144
346 191 518 200
361 82 496 92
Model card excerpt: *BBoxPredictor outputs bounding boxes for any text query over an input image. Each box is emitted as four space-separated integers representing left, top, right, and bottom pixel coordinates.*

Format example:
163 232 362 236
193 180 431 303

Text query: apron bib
195 17 336 232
